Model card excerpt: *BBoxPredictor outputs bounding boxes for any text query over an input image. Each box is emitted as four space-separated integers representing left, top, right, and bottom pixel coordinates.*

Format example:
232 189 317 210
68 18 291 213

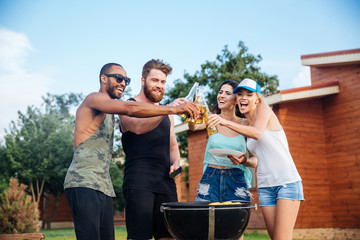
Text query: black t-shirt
121 99 176 194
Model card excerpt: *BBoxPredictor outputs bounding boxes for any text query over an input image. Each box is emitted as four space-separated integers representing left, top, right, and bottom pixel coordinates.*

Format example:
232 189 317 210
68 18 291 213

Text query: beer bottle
186 86 205 125
179 82 199 118
203 99 218 136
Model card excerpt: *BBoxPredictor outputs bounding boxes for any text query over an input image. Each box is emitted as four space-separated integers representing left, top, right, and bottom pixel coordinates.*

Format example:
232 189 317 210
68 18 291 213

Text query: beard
144 82 164 103
107 83 122 99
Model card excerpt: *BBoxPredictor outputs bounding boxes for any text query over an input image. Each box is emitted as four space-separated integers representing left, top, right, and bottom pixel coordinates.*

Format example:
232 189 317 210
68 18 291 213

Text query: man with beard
64 63 198 240
119 59 181 240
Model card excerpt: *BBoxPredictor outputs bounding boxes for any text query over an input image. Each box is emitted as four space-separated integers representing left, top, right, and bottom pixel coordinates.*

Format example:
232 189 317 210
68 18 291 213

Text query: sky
0 0 359 140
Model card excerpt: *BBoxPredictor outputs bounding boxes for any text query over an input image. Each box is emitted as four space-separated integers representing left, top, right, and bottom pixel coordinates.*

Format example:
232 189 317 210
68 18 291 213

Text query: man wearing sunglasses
119 59 184 240
64 62 199 240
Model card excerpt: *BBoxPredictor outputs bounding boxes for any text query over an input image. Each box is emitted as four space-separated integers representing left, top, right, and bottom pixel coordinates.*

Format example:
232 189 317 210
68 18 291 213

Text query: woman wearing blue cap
207 78 304 240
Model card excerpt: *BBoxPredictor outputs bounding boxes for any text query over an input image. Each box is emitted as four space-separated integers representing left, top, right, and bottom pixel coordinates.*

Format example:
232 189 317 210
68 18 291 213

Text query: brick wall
312 64 360 228
40 194 72 222
277 99 332 228
175 174 189 202
188 129 208 201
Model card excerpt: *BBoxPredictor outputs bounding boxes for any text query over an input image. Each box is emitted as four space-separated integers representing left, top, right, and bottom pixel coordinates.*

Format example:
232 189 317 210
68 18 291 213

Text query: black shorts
124 189 177 240
65 187 114 240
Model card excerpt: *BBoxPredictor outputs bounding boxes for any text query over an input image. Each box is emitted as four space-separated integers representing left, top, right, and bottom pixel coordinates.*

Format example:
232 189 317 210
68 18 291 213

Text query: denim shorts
258 181 305 206
195 166 251 202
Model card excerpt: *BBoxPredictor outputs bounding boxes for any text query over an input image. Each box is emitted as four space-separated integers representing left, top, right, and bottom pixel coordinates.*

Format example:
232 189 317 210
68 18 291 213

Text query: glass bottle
179 82 199 118
203 99 218 136
186 86 205 125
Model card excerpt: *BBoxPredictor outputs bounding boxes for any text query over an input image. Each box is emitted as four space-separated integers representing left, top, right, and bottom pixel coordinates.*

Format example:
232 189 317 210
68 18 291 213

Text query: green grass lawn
40 227 127 240
40 227 272 239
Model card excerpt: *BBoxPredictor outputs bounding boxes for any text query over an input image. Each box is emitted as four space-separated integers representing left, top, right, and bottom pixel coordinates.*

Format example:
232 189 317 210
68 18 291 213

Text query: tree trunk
29 178 45 204
46 191 62 230
41 190 49 229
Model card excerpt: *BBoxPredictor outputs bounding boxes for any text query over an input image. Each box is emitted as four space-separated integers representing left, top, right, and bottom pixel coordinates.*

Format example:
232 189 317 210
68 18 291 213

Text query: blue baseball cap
233 78 261 94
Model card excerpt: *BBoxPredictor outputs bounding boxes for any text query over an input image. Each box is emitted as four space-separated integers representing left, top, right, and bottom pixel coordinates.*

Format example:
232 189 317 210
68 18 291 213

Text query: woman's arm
207 103 272 140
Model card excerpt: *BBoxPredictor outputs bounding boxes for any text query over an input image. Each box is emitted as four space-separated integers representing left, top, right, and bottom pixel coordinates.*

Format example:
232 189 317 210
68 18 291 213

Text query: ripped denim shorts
258 181 305 206
195 166 251 203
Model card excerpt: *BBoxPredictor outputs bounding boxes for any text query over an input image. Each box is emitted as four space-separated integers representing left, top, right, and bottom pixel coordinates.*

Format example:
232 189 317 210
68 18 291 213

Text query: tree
109 163 124 214
39 114 76 229
0 143 10 193
4 93 83 229
165 41 279 110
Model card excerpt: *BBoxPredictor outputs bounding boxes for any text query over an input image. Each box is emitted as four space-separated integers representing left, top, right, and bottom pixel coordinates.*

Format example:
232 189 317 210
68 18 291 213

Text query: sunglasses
105 74 131 86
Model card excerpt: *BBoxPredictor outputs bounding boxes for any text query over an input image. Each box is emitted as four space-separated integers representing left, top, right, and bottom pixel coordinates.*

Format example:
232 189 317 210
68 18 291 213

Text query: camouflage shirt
64 114 115 197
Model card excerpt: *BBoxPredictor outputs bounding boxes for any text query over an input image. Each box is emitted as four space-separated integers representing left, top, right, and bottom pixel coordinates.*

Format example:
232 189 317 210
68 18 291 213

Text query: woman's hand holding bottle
206 114 226 129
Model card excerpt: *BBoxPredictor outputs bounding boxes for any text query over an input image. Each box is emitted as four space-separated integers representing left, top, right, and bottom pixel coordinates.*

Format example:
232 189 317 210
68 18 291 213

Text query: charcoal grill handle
208 206 215 240
160 204 257 211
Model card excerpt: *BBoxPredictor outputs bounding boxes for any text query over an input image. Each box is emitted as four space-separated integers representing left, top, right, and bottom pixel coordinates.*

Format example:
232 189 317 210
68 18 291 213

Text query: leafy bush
0 178 41 234
110 163 124 213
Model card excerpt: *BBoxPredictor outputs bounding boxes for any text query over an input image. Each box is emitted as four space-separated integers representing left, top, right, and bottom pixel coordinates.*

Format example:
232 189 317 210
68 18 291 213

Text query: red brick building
175 48 360 239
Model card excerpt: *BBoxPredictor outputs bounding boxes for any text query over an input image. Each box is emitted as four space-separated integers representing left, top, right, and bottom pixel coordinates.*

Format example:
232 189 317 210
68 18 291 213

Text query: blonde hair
255 92 264 104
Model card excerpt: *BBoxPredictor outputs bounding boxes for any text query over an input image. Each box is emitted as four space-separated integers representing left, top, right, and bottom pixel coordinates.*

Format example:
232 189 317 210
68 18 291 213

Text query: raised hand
206 114 225 129
174 101 200 119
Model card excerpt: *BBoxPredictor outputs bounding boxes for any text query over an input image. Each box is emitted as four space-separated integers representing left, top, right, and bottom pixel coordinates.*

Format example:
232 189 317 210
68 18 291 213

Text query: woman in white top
207 78 304 240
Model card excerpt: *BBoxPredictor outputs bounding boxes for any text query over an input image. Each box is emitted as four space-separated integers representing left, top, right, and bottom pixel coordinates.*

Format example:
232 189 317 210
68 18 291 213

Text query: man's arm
86 92 199 118
119 98 188 135
169 115 181 174
120 115 165 134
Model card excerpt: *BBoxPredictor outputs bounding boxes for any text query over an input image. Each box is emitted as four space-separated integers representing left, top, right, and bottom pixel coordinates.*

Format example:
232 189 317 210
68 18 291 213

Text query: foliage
176 132 189 182
165 41 279 109
41 92 83 118
109 163 124 212
176 132 188 159
5 106 49 203
0 178 40 234
3 92 83 229
0 144 10 193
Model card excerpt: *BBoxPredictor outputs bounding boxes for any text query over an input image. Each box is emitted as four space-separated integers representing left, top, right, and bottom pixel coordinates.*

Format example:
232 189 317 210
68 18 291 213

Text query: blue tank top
203 131 252 188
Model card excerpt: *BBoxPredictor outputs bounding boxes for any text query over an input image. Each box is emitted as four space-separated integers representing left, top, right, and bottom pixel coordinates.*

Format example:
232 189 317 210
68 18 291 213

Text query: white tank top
247 129 301 188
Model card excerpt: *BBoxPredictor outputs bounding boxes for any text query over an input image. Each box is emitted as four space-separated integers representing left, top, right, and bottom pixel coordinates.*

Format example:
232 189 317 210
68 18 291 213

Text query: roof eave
174 122 189 134
301 49 360 67
264 84 339 105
